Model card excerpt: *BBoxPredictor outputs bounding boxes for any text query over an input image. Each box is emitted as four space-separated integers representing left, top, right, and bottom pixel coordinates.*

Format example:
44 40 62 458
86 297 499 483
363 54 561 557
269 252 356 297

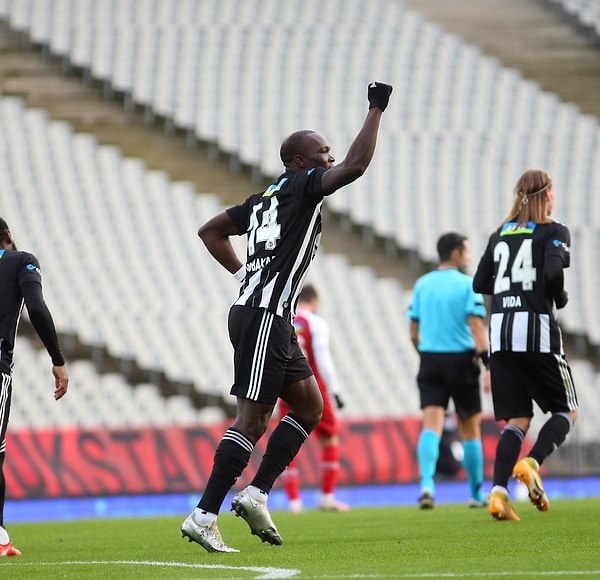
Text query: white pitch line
19 560 300 579
296 573 600 579
17 562 600 579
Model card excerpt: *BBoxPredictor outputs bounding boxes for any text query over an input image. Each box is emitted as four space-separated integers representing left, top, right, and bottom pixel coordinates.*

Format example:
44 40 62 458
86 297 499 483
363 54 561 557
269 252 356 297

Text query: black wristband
478 351 490 368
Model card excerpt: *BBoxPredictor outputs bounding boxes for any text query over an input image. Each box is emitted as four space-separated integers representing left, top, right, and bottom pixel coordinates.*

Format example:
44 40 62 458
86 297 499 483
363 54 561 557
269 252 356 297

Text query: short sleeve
17 252 42 287
545 223 571 269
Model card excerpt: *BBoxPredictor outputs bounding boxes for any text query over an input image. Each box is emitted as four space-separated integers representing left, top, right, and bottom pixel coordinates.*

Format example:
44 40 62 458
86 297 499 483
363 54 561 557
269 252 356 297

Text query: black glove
368 82 393 112
334 394 345 410
556 291 569 309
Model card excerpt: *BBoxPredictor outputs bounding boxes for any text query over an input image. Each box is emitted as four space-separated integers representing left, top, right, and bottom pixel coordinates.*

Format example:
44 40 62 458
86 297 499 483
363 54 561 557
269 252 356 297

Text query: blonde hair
498 169 553 230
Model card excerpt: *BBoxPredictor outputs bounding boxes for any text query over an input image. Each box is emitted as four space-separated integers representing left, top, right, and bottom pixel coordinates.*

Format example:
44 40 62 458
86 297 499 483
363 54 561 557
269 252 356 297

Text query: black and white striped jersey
473 220 571 355
226 168 328 323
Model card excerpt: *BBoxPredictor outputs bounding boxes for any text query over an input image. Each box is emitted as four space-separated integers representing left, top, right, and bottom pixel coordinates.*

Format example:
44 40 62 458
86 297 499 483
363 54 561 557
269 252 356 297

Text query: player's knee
299 399 323 431
238 422 269 443
557 410 577 428
233 407 272 442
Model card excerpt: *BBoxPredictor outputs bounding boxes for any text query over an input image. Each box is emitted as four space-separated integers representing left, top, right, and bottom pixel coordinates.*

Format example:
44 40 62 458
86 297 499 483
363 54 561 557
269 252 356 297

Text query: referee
408 232 490 510
0 218 69 556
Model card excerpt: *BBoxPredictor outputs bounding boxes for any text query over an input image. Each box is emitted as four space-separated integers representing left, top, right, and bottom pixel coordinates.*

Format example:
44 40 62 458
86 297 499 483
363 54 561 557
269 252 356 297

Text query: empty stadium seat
1 0 599 429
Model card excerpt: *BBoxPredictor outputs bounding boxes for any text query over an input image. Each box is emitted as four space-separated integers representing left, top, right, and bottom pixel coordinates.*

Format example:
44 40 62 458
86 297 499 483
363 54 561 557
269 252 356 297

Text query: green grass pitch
2 498 599 579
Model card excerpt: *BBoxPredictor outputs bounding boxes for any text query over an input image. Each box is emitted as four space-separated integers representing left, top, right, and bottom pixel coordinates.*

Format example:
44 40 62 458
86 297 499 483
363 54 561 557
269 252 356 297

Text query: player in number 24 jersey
473 168 578 522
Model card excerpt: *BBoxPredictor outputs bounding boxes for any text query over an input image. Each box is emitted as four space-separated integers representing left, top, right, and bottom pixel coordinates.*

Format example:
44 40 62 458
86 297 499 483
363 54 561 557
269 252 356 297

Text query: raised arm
321 82 392 195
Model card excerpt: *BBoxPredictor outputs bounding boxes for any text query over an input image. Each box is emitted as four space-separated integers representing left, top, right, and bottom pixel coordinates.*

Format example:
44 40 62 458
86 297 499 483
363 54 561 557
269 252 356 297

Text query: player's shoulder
536 220 571 242
412 271 431 295
547 219 570 234
1 248 38 264
20 249 40 264
454 269 475 285
415 269 437 284
285 167 327 196
532 218 568 229
0 250 41 279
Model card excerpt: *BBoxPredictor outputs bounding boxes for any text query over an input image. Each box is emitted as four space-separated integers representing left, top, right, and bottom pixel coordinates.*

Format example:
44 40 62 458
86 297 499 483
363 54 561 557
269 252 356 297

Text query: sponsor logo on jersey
26 263 41 274
552 239 570 252
500 221 537 235
262 177 288 198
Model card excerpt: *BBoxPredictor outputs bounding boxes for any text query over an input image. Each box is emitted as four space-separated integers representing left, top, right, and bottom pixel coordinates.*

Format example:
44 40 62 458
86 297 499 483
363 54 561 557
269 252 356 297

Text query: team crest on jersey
500 221 537 235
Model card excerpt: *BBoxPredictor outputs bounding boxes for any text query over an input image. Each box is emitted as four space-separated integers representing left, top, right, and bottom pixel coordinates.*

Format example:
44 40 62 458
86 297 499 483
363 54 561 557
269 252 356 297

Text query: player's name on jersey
247 256 274 272
503 295 523 308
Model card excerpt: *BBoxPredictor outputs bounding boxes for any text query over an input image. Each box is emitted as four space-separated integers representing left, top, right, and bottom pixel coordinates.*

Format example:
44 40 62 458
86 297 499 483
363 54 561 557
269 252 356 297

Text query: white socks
192 508 217 526
247 485 268 503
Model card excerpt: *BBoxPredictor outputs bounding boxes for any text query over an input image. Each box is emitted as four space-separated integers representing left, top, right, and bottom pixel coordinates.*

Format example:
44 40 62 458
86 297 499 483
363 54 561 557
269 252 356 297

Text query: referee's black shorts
490 351 578 421
228 305 313 404
417 351 482 418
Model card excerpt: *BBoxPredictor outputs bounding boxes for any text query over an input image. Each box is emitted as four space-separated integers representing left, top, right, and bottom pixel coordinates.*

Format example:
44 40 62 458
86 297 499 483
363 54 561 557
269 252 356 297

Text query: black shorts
417 351 481 418
490 351 578 421
228 305 313 404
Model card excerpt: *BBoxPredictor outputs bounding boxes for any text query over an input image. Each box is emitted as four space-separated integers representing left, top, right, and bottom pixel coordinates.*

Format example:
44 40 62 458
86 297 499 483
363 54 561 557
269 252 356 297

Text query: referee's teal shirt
408 268 486 352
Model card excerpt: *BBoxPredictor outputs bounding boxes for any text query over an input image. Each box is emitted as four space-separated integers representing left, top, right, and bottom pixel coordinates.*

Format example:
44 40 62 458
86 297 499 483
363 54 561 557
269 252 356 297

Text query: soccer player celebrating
181 82 392 552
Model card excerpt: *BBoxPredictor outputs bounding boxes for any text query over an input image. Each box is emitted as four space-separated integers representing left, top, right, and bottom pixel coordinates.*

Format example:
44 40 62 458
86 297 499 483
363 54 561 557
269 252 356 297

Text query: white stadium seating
0 0 598 436
0 93 419 424
10 339 226 428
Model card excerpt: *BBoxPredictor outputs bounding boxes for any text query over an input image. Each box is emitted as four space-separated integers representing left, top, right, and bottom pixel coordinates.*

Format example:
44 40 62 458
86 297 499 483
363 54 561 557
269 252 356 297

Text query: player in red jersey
279 284 349 512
